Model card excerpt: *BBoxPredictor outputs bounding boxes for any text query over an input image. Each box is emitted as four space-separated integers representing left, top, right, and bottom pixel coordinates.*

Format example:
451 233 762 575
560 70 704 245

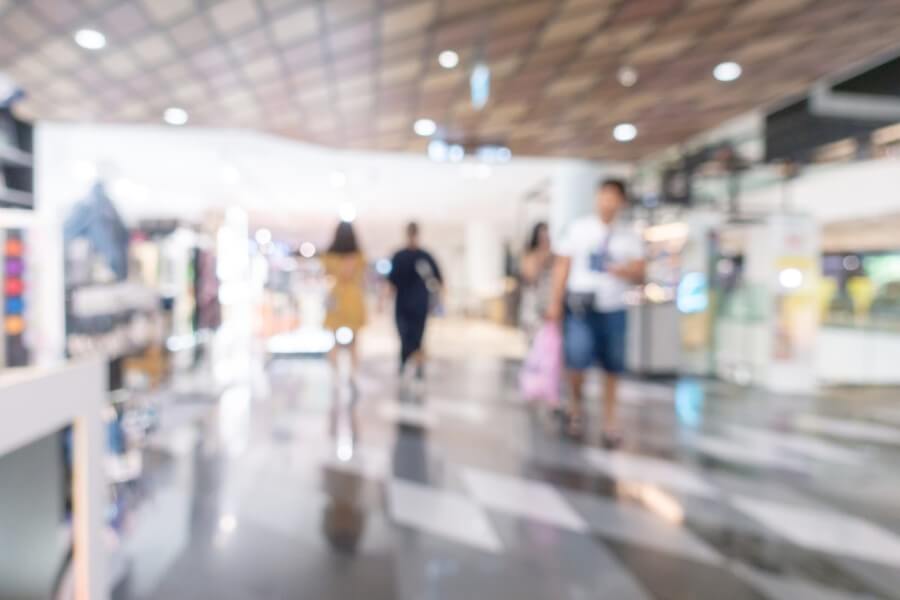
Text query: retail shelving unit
0 360 108 600
0 107 34 210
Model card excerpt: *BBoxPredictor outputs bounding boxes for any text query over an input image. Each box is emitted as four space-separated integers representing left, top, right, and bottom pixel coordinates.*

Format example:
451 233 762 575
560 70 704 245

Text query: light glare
613 123 638 142
414 118 437 137
164 107 189 126
438 50 460 69
714 61 742 82
339 203 357 223
299 242 316 258
74 29 106 50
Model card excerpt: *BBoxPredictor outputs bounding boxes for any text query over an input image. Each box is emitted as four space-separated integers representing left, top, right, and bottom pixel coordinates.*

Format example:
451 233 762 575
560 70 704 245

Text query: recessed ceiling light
617 66 639 87
74 28 106 50
163 107 188 125
713 61 742 82
413 118 437 137
613 123 638 142
438 50 459 69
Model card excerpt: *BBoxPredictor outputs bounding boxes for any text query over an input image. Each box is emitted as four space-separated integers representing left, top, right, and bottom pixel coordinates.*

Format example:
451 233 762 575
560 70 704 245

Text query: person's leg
597 310 627 447
349 337 359 378
410 314 428 380
396 310 410 374
563 313 594 435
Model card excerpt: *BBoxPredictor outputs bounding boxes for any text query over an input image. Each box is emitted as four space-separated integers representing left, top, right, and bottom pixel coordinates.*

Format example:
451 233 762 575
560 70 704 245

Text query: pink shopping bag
519 322 562 406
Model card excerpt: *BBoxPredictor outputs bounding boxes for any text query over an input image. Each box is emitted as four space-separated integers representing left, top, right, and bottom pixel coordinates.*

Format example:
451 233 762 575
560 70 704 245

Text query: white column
464 222 505 313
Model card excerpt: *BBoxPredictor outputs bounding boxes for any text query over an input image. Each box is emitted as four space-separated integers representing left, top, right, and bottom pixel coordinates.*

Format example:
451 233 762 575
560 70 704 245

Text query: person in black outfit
387 222 443 380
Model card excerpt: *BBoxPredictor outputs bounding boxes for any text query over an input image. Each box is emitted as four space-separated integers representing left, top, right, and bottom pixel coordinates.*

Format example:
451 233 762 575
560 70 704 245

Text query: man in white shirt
547 179 645 447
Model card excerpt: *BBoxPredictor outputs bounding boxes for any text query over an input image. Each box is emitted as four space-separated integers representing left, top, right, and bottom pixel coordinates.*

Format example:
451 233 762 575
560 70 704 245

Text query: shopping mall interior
3 0 900 599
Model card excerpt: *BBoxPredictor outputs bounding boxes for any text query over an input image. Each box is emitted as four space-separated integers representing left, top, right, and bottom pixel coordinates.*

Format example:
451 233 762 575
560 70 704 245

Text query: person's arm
520 251 540 284
608 259 645 283
386 253 400 289
608 232 646 283
427 252 443 286
545 255 571 322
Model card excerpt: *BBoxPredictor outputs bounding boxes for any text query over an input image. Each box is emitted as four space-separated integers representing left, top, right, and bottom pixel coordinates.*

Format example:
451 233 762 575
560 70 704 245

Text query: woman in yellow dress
322 222 367 383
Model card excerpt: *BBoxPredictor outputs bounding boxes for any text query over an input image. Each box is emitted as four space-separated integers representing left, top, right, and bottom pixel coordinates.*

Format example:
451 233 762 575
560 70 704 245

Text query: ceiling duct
765 48 900 162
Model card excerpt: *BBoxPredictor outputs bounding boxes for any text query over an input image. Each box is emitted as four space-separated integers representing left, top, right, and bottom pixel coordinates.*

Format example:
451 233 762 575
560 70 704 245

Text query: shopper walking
519 222 555 341
322 222 367 386
546 179 645 448
386 222 443 381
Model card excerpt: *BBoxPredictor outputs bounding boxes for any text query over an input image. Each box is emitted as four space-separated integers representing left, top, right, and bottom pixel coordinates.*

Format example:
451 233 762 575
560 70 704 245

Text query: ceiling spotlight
163 107 188 126
713 61 742 82
438 50 460 69
413 118 437 137
617 66 639 87
74 28 106 50
613 123 638 142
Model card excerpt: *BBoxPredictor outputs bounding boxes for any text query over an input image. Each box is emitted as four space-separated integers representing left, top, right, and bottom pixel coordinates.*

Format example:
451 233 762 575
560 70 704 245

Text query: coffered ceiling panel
2 0 900 161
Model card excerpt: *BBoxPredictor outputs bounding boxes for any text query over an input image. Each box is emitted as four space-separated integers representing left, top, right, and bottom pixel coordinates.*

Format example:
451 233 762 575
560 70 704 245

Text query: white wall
740 157 900 223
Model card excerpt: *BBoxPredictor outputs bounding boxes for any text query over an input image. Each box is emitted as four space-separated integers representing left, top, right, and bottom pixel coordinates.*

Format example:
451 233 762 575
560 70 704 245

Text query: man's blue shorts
563 309 627 373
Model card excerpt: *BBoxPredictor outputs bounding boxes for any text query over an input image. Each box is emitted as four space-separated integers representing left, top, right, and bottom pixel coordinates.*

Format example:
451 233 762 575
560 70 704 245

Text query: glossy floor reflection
114 351 900 600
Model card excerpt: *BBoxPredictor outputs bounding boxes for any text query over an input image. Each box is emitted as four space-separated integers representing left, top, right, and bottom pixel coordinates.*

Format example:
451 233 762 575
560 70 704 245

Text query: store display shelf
0 144 32 167
0 360 108 600
0 187 33 208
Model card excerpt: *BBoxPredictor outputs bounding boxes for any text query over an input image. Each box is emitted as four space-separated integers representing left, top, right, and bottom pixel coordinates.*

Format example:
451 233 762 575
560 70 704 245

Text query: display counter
818 323 900 385
0 360 107 600
627 301 680 375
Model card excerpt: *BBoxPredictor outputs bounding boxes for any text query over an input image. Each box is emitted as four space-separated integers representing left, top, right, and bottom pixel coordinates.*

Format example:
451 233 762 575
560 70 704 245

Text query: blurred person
519 222 555 340
322 222 367 385
386 222 443 381
546 179 645 447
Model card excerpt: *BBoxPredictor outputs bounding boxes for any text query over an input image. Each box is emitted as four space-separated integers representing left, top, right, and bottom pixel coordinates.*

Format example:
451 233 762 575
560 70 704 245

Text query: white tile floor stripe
461 467 590 533
388 479 504 554
581 447 720 499
569 492 723 565
725 425 864 466
687 434 809 472
794 414 900 446
733 564 879 600
733 496 900 568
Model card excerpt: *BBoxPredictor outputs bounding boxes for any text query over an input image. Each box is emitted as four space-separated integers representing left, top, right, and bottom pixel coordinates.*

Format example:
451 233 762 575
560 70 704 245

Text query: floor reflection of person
386 222 443 382
322 467 366 555
519 221 555 341
322 221 367 386
546 179 645 448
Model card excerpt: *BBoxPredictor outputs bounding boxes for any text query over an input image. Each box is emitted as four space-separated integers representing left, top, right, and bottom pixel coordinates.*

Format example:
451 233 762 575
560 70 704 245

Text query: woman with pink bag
519 223 562 408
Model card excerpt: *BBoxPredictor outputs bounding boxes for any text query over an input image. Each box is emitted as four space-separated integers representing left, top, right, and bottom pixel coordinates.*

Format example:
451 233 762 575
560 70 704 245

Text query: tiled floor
113 348 900 599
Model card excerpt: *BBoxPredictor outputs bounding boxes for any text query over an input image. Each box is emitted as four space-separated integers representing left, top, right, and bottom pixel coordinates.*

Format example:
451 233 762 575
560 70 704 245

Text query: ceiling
3 0 900 160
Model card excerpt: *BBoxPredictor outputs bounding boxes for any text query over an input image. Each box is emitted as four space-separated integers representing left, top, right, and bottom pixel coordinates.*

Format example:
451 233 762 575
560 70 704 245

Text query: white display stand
0 360 108 600
714 214 820 394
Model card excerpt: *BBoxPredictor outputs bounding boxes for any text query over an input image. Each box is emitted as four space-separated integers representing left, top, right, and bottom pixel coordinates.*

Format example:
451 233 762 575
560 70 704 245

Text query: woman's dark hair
329 221 360 254
527 222 548 251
